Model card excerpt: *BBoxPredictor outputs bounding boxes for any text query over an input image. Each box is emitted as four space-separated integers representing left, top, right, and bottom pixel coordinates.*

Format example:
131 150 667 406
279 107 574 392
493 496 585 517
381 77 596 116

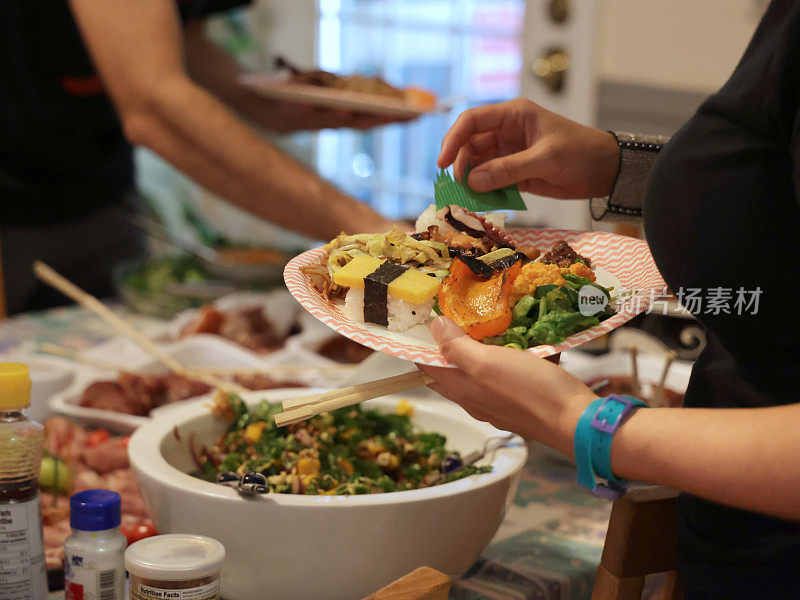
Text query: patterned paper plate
284 229 666 367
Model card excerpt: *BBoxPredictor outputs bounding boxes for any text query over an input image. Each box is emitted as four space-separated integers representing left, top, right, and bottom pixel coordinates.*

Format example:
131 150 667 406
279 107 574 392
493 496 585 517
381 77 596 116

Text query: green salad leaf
482 268 615 349
529 311 600 345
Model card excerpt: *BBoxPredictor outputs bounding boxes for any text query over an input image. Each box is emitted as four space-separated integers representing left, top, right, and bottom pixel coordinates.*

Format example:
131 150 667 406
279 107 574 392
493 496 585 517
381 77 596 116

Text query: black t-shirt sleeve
177 0 253 21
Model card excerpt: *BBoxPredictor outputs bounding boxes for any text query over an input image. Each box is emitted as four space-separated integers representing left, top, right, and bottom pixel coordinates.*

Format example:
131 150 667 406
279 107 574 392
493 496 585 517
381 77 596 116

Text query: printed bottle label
0 496 48 600
130 580 220 600
65 549 123 600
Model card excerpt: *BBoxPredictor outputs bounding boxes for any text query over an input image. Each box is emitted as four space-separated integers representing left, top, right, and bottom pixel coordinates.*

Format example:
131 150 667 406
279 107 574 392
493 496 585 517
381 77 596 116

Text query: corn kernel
296 457 321 476
395 399 415 417
300 474 318 487
243 422 267 444
338 457 355 474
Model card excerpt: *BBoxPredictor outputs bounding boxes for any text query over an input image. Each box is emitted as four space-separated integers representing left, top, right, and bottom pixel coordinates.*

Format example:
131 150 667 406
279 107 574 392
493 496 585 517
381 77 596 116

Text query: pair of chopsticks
33 261 247 394
273 370 434 427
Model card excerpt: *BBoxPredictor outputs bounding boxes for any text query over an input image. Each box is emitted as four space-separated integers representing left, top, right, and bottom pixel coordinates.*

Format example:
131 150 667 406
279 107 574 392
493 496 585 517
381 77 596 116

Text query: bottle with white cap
126 534 226 600
0 362 48 600
64 489 126 600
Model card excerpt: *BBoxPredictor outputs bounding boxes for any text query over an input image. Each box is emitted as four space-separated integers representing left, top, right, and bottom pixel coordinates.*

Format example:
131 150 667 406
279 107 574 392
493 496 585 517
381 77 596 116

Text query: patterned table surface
0 305 613 600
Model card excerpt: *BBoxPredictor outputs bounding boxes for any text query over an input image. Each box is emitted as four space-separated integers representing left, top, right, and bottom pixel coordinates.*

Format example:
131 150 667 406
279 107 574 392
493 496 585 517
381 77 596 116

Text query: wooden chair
591 485 683 600
361 567 451 600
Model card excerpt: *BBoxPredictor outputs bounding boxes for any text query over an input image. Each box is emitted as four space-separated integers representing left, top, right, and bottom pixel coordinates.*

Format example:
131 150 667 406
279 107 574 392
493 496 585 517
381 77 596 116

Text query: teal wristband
590 395 648 485
574 398 605 495
574 395 647 500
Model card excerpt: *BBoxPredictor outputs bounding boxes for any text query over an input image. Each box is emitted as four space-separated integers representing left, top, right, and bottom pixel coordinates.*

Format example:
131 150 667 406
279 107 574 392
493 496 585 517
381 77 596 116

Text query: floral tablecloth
2 306 614 600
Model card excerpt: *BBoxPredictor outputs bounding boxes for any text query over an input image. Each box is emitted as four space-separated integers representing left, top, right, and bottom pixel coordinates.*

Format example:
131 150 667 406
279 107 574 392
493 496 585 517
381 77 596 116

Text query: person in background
0 0 402 315
424 1 800 598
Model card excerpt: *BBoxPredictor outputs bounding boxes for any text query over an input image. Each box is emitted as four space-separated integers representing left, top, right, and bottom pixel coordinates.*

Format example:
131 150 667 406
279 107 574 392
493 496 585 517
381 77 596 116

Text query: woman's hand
438 98 620 199
418 317 597 456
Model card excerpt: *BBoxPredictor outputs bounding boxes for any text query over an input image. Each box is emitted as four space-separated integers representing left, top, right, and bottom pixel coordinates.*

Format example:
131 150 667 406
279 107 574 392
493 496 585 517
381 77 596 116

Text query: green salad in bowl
193 393 491 495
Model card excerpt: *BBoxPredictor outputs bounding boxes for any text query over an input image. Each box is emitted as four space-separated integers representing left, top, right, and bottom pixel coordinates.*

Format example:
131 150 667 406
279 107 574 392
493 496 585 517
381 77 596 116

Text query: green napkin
434 166 527 212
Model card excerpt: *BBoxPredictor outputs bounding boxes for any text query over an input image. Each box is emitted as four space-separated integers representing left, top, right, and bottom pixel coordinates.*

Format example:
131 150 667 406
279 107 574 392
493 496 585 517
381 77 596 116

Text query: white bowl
49 335 275 433
128 390 527 600
24 357 75 422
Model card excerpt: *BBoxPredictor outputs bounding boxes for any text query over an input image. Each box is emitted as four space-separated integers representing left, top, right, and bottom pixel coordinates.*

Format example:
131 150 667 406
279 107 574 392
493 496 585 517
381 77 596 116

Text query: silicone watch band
574 395 647 500
574 398 626 500
590 394 648 485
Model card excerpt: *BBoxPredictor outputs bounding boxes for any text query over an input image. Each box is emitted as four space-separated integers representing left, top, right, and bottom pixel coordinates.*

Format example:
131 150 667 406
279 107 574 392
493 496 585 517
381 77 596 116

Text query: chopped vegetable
438 255 523 340
194 395 489 495
120 518 158 545
85 429 110 448
39 456 73 494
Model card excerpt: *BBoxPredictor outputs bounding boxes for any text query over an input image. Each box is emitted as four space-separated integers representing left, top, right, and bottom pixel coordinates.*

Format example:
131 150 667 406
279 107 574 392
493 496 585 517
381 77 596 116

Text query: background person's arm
68 0 392 240
182 21 408 133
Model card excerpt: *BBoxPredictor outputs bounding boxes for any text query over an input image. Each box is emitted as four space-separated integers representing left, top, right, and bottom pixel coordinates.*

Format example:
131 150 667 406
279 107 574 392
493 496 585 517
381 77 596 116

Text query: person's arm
182 21 407 134
419 317 800 522
589 132 670 222
68 0 392 240
609 403 800 521
438 99 671 221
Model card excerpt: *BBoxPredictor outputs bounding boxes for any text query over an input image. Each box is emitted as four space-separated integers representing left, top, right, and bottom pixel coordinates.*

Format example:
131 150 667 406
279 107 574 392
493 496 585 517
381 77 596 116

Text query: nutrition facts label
0 497 48 600
130 581 220 600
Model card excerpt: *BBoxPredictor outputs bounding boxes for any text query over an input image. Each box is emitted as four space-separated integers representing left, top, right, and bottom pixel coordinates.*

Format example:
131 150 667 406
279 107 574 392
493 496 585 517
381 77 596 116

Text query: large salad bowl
128 390 527 600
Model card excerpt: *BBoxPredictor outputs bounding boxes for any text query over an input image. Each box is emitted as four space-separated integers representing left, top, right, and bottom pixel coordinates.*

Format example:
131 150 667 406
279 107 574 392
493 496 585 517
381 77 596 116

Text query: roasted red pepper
438 256 522 340
85 429 110 448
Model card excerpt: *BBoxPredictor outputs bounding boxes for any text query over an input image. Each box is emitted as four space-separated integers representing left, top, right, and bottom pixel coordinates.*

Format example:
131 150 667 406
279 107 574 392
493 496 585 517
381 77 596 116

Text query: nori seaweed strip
363 262 408 326
488 252 527 272
451 254 495 279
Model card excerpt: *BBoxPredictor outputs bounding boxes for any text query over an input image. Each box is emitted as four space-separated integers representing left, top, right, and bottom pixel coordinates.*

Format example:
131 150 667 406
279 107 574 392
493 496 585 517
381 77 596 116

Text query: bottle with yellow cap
0 362 48 599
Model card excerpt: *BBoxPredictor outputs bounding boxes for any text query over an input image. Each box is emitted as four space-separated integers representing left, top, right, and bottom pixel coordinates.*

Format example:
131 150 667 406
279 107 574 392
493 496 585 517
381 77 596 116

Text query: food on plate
40 417 155 569
275 55 437 109
80 371 305 417
336 256 441 331
80 373 212 416
215 246 287 266
193 392 490 495
438 253 524 340
316 336 374 364
304 204 615 348
180 304 298 353
117 256 216 318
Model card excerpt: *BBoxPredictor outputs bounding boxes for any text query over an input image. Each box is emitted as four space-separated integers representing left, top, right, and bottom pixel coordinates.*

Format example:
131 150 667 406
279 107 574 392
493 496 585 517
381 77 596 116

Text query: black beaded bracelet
590 131 664 221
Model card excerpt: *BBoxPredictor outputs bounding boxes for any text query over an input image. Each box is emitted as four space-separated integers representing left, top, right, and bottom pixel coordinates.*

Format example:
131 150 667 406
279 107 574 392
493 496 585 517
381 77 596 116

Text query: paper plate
284 229 667 366
240 74 446 119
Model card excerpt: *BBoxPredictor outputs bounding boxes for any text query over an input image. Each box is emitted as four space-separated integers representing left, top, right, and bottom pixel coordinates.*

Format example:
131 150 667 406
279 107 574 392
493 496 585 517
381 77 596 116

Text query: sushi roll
333 256 439 331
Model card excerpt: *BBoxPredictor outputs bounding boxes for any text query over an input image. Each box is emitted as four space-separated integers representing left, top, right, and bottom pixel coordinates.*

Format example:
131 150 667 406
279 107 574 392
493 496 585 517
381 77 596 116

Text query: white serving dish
128 391 527 600
163 290 304 344
48 335 275 433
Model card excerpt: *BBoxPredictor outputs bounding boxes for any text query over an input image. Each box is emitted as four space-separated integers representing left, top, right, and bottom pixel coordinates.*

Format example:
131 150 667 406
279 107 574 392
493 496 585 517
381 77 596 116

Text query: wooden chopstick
33 261 246 394
282 370 426 410
39 343 137 374
274 371 434 427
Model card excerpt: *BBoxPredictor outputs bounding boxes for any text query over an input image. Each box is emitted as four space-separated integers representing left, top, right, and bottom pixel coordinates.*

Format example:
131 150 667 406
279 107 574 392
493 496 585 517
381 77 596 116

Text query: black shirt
645 1 800 596
0 0 250 227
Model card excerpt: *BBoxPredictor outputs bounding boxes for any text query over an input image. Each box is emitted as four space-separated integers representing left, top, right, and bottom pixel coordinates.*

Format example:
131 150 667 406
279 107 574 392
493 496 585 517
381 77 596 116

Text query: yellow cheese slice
388 269 440 304
332 256 385 289
332 256 440 304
